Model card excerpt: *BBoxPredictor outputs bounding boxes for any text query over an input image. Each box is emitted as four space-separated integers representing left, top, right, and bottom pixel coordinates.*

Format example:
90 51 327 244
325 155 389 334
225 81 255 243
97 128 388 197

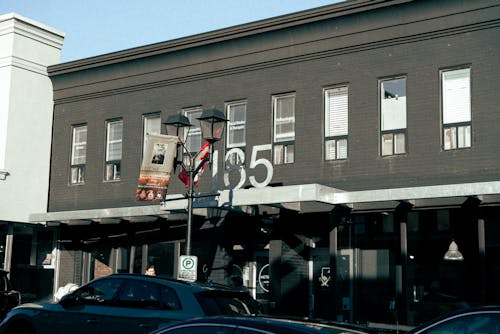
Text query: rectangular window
226 102 246 165
442 67 471 150
183 108 203 166
380 77 407 156
142 114 161 157
325 86 348 160
105 119 123 181
70 125 87 184
273 94 295 165
226 102 246 148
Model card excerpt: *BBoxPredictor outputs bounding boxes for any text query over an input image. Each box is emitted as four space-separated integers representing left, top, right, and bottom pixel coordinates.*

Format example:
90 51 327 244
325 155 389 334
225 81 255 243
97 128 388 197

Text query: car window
423 313 500 334
159 285 182 310
116 280 181 310
119 279 162 309
196 292 258 316
74 278 122 304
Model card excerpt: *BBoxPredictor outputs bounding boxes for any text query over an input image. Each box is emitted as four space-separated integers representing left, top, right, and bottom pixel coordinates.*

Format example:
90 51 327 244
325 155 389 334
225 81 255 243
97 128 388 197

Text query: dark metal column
329 205 351 321
395 201 413 325
478 217 486 303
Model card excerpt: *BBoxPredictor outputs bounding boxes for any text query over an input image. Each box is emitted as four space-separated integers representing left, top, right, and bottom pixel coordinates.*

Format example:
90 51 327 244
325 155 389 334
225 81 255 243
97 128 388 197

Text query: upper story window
142 113 161 157
226 102 246 148
324 86 348 160
273 93 295 165
226 101 246 165
380 77 407 156
442 67 471 150
105 119 123 181
70 124 87 184
183 107 203 166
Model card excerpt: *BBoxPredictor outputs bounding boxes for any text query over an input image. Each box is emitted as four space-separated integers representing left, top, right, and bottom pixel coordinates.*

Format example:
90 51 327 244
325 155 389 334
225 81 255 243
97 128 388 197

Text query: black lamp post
163 108 227 256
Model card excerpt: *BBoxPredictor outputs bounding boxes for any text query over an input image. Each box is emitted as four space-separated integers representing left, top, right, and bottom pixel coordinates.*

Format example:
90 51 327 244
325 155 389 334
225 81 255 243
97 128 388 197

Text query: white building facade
0 13 63 300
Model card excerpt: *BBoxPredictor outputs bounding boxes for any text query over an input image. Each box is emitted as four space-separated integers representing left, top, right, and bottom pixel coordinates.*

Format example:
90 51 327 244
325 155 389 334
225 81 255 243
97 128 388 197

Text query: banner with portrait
136 134 178 202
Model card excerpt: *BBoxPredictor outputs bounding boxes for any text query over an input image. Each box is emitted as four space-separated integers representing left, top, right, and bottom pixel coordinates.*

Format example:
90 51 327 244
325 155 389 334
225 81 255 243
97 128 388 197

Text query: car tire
5 320 35 334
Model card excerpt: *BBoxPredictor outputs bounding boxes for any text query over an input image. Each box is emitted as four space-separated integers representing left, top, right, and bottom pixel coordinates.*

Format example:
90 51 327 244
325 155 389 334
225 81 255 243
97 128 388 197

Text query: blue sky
1 0 341 63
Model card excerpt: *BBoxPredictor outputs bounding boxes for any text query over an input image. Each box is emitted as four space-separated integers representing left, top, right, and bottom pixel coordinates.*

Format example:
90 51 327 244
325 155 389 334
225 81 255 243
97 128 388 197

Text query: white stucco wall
0 13 64 222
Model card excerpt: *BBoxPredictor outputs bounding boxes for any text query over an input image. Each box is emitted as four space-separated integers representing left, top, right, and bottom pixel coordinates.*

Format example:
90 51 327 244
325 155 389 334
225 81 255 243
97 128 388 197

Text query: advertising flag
136 134 178 202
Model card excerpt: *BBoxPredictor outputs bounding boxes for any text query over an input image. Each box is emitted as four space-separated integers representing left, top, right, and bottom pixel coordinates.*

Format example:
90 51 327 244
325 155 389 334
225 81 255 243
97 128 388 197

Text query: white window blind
106 120 123 161
71 125 87 165
325 87 348 137
381 78 407 131
274 95 295 142
443 68 471 124
227 102 246 148
144 115 161 136
143 114 161 157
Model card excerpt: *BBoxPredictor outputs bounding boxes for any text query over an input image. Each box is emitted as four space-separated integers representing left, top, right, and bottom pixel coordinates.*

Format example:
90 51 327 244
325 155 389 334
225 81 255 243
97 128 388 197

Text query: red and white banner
136 134 178 202
178 141 211 186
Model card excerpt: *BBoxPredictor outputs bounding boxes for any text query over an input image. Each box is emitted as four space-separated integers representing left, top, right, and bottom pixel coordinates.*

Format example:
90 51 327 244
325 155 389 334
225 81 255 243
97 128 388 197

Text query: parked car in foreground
0 274 260 334
0 270 20 320
407 306 500 334
151 315 374 334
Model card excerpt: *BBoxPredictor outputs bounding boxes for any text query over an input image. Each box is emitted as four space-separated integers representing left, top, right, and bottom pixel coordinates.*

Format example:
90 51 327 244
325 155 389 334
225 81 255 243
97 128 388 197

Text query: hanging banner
136 134 178 202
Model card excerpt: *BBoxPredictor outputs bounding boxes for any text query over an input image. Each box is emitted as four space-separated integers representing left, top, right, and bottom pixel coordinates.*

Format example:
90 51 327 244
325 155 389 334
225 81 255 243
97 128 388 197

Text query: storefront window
408 209 469 325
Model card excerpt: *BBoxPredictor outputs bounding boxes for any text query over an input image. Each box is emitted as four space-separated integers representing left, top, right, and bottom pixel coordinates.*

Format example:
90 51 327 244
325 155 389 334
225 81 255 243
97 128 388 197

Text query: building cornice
52 16 500 105
0 13 64 49
47 0 412 76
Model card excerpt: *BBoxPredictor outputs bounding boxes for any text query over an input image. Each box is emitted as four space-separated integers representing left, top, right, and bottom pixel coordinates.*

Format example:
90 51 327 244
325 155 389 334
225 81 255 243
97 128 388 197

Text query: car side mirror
59 293 82 308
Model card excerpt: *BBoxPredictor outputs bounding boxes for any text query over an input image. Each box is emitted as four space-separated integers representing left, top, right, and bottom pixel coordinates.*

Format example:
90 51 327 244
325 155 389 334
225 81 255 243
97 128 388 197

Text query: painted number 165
221 144 273 190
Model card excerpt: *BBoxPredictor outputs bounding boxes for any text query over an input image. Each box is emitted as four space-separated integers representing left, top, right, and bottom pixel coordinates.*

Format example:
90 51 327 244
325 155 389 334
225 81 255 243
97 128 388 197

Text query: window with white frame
380 77 407 156
70 124 87 184
226 101 246 165
183 108 203 166
105 119 123 181
273 94 295 165
142 113 161 157
325 86 348 160
442 67 471 150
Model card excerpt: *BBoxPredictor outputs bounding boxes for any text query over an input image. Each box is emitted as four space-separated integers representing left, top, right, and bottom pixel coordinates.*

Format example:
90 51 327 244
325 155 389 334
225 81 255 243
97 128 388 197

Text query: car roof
157 316 372 334
100 273 240 292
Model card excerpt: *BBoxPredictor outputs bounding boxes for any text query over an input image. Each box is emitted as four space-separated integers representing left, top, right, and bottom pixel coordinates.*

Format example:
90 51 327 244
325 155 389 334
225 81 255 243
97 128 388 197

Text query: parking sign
178 255 197 282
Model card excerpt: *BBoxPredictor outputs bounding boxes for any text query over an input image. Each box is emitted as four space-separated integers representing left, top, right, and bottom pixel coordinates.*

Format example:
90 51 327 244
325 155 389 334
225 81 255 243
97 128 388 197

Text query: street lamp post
164 108 227 256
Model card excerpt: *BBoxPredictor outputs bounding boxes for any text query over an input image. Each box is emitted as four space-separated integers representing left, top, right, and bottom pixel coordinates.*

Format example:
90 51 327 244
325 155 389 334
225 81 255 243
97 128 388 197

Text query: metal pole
478 218 486 303
186 156 195 256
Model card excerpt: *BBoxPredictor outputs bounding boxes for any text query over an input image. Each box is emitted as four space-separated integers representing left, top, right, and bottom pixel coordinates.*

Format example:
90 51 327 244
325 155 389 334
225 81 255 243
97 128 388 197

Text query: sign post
177 255 198 282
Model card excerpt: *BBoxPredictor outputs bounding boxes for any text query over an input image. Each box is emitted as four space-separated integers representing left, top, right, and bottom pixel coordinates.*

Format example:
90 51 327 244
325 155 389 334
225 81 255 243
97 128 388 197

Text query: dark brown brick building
31 0 500 326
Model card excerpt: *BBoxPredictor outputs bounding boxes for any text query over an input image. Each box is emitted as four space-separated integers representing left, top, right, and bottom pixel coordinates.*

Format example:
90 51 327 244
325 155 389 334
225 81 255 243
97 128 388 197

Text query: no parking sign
177 255 197 282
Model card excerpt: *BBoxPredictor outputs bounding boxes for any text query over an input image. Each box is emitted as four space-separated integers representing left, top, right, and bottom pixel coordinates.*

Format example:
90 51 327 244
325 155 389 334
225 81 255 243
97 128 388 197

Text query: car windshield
196 291 261 316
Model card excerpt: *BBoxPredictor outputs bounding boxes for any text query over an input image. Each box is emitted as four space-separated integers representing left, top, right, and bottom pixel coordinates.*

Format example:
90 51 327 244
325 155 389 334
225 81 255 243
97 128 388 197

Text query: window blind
443 68 471 124
381 78 406 131
325 87 348 137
